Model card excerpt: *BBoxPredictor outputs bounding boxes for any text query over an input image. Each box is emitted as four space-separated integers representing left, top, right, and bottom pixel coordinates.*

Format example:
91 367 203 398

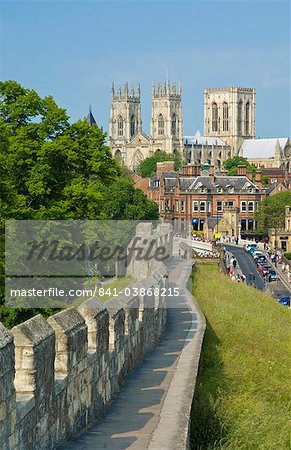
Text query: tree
138 150 181 177
223 156 268 186
255 191 291 233
0 81 159 328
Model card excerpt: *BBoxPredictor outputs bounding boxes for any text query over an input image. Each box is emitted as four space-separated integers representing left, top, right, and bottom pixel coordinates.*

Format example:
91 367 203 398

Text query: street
225 245 290 299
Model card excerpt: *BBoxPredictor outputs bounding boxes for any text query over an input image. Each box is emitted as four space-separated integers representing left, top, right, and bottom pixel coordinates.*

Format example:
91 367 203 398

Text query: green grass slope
190 264 291 450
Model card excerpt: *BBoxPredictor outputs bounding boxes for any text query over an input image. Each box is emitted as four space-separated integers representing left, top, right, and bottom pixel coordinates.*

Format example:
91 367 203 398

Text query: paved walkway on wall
62 257 204 450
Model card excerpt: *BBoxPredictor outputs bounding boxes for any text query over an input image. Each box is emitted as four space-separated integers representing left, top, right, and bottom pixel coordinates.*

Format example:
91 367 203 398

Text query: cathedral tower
204 87 256 153
108 83 142 159
150 81 183 156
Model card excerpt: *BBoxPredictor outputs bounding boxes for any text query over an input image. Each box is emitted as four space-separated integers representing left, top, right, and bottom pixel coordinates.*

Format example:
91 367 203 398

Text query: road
225 245 290 299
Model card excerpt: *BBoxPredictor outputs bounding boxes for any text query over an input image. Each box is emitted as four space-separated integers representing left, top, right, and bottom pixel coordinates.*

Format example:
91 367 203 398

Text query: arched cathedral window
118 116 124 136
223 102 229 132
130 114 135 137
238 101 243 136
171 113 177 137
245 102 250 135
212 103 218 132
158 114 164 136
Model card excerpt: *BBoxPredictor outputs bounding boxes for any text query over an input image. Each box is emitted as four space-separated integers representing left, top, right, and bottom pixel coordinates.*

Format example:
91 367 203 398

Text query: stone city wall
0 223 173 450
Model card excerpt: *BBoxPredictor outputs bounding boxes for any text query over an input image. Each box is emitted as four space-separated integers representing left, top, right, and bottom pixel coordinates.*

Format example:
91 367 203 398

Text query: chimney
156 161 175 177
246 170 253 181
238 165 247 176
255 169 262 188
179 164 201 177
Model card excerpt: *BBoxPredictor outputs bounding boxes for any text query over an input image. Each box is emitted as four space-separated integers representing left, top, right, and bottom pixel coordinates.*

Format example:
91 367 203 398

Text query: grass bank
190 263 291 450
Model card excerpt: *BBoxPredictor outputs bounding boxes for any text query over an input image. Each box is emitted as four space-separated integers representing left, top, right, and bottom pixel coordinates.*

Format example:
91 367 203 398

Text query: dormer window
217 187 223 194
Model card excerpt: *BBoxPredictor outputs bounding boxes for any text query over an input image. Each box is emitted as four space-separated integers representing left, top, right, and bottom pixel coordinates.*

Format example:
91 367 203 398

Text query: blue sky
0 1 290 137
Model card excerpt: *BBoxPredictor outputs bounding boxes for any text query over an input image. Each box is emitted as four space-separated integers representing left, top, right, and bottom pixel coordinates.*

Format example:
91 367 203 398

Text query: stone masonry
0 224 173 449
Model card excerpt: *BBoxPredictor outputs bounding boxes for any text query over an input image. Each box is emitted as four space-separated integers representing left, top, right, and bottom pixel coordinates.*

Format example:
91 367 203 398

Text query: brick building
143 162 266 239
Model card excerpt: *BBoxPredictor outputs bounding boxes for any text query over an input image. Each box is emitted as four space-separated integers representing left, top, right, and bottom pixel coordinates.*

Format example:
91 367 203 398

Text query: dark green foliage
223 156 268 185
138 150 181 177
255 191 291 232
0 81 159 328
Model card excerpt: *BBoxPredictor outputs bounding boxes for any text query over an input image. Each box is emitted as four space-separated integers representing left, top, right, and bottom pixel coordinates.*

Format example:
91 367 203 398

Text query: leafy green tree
138 150 181 177
223 156 268 186
0 81 159 328
255 191 291 233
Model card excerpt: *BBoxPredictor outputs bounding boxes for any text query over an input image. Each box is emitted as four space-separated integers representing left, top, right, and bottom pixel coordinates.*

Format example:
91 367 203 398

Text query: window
212 103 218 132
245 102 250 135
223 102 229 131
171 113 177 137
181 200 185 212
154 180 160 187
225 201 234 207
118 116 124 136
175 200 179 212
200 201 206 212
238 100 243 136
217 201 223 212
207 201 211 212
158 114 164 135
192 201 199 212
248 201 254 212
130 114 135 137
241 201 247 212
165 199 170 210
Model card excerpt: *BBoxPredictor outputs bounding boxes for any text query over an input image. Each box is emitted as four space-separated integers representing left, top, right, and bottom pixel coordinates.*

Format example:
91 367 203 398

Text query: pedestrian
233 258 237 268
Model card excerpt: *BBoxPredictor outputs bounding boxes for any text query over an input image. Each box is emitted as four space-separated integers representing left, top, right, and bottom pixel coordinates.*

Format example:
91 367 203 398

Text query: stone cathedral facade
108 83 289 172
204 87 256 151
108 82 184 171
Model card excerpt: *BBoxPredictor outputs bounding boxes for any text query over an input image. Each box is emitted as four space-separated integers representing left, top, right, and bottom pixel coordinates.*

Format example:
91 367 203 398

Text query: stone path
62 258 201 450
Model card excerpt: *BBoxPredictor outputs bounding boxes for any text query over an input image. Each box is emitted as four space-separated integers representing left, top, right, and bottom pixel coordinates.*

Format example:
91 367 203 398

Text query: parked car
262 266 271 277
252 251 263 259
257 264 271 276
246 244 257 253
255 256 267 265
249 247 257 255
278 297 290 307
269 270 278 282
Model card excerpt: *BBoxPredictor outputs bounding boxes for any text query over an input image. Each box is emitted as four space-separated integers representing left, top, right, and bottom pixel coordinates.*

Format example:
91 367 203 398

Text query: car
278 297 290 307
256 257 267 265
269 270 278 281
252 251 263 259
248 247 257 255
262 266 271 277
246 244 257 253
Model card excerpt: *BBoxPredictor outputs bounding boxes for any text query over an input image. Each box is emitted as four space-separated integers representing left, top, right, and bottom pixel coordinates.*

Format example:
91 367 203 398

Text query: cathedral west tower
108 83 142 161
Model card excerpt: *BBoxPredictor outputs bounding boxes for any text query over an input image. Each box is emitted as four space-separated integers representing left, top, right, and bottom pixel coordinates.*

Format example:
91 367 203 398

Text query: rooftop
184 130 228 147
240 138 288 159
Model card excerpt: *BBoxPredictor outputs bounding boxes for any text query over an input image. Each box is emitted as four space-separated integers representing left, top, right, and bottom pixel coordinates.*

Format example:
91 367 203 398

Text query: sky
0 0 290 137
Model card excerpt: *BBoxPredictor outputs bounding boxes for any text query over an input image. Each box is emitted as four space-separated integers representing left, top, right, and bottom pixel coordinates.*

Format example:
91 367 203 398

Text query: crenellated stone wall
0 223 173 450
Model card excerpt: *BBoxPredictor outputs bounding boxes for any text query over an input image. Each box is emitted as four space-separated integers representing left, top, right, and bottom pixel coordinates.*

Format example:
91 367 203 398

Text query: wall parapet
0 224 171 450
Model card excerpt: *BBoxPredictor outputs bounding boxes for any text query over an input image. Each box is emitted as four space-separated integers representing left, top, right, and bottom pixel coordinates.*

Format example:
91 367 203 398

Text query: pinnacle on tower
124 83 129 97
